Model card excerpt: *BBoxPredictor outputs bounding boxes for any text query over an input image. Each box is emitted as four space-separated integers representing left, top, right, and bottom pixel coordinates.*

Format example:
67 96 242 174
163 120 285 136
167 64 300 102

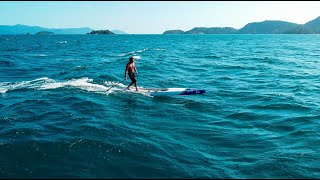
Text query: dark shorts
128 72 136 83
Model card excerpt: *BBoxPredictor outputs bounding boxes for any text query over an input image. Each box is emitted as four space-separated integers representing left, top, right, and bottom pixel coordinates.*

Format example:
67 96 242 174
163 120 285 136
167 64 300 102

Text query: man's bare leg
127 82 133 90
134 83 138 91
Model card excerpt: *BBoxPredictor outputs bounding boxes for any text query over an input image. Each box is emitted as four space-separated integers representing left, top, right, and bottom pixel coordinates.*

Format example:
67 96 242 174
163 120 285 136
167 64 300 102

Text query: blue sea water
0 34 319 178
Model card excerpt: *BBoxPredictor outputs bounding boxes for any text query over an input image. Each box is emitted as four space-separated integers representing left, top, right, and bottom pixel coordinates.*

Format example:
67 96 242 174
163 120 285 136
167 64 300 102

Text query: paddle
106 79 126 92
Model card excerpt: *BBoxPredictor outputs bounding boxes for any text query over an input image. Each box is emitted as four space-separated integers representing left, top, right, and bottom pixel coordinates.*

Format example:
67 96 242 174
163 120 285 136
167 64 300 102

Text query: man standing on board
124 56 139 91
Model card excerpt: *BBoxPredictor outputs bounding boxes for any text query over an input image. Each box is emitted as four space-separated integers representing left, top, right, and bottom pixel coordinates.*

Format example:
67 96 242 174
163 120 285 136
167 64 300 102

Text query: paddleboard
123 88 206 96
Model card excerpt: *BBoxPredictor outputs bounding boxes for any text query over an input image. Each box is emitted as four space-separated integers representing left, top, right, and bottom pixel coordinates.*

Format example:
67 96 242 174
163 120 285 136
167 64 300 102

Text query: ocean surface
0 34 319 178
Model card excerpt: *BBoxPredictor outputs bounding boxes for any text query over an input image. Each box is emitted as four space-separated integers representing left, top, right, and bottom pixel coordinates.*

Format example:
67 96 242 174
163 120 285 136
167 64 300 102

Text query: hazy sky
1 1 320 34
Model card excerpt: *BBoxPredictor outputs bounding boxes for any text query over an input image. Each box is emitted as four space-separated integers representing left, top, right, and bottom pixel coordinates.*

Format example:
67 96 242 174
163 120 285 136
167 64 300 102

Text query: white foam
0 88 7 93
136 48 148 53
31 54 48 57
118 48 148 57
56 41 67 44
132 55 141 59
40 77 105 91
104 81 125 87
0 77 152 97
0 77 54 93
68 78 108 92
39 81 64 90
118 51 136 57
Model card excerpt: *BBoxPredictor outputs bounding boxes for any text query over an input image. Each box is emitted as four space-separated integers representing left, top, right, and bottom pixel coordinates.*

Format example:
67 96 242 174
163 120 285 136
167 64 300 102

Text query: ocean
0 34 319 178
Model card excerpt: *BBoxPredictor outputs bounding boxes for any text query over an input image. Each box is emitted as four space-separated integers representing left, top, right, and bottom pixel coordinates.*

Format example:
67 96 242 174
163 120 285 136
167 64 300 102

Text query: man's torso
127 62 135 73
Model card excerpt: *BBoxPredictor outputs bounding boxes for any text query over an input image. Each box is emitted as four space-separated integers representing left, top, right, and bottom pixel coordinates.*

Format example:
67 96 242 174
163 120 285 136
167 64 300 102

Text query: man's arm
134 64 138 74
124 64 128 79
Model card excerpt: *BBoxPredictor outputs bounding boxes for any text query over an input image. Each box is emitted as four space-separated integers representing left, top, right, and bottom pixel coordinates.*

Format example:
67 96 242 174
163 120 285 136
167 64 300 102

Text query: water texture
0 34 319 178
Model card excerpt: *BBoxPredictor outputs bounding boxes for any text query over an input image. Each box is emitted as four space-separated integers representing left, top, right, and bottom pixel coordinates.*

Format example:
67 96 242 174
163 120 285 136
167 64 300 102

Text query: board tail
179 89 206 95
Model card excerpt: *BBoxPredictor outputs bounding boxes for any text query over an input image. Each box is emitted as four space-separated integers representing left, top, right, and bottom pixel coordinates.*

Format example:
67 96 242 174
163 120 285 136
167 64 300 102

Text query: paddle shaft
106 79 126 92
106 72 137 91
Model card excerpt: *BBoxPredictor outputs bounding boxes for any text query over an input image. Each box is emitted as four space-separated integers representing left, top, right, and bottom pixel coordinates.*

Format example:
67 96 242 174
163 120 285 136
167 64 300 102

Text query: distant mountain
163 27 236 34
283 25 316 34
0 24 45 34
184 27 237 34
163 16 320 34
87 30 114 34
163 30 185 34
0 24 93 34
237 20 299 34
111 30 127 34
304 16 320 33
